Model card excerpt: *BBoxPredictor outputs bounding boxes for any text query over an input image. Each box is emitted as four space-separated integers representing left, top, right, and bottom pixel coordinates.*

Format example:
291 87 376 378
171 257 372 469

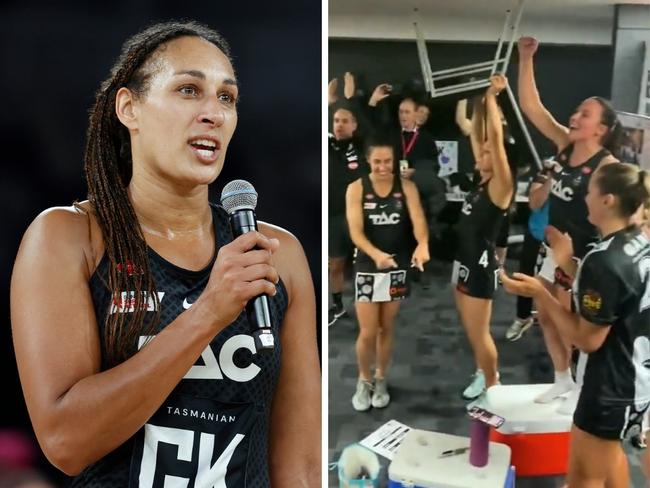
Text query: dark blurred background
0 1 321 484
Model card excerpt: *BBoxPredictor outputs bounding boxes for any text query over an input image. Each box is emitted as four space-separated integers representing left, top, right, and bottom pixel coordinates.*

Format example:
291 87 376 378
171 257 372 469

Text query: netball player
10 21 320 486
502 163 650 488
453 75 514 405
346 137 429 411
518 36 620 413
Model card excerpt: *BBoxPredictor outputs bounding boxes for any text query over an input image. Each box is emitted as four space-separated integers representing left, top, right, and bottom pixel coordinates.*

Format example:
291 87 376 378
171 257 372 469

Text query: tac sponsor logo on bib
138 333 262 383
551 179 574 202
368 212 400 225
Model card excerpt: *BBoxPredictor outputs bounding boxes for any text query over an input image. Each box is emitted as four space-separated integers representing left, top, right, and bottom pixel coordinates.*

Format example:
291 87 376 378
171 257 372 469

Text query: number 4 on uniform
478 250 489 268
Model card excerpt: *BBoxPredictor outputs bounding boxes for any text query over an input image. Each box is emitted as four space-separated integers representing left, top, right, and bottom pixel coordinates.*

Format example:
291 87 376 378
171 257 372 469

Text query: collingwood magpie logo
368 212 400 225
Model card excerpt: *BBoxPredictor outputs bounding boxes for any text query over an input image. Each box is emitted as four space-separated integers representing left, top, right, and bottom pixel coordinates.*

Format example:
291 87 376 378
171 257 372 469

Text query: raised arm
485 75 514 209
517 37 570 151
455 99 472 137
328 78 338 105
346 179 397 269
264 224 320 487
11 207 279 475
469 96 486 165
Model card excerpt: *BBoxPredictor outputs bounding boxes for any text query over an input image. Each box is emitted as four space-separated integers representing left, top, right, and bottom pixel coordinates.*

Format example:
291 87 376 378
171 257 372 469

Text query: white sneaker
505 317 534 342
372 378 390 408
534 380 575 404
556 385 581 415
462 370 486 400
466 390 488 411
352 379 373 411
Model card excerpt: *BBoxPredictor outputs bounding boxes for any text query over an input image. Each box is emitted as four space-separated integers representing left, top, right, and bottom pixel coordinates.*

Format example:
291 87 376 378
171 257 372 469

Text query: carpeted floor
328 260 646 487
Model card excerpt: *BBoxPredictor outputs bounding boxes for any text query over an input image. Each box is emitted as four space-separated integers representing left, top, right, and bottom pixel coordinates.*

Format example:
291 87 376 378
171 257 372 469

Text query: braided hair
85 20 231 367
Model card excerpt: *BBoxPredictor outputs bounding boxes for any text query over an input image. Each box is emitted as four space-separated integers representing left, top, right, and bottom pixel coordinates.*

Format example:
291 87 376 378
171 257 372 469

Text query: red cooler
486 384 572 476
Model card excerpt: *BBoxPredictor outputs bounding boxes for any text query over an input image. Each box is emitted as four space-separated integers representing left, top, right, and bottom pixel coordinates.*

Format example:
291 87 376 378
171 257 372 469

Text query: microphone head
220 179 258 214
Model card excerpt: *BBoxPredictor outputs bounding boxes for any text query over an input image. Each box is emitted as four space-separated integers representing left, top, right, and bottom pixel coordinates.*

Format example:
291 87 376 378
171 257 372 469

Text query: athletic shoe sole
328 310 347 327
461 389 485 401
506 319 534 342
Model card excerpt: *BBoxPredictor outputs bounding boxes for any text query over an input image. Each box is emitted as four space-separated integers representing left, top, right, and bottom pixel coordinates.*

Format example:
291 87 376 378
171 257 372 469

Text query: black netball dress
354 174 413 303
452 181 508 299
573 226 650 440
71 203 288 488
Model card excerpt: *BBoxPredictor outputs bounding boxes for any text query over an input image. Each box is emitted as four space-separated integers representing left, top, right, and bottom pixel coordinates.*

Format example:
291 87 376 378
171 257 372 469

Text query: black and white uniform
539 145 610 288
71 203 288 488
573 226 650 440
354 175 413 303
452 181 508 299
329 134 366 258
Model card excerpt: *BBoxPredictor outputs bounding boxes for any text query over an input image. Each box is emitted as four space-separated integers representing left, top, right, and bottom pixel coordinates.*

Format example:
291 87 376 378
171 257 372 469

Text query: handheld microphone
220 180 275 353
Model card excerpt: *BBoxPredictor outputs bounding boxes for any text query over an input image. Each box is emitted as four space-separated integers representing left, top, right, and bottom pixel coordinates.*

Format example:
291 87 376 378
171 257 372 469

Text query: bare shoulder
347 178 362 192
18 202 103 278
258 222 311 300
400 177 417 192
258 221 303 257
401 178 421 200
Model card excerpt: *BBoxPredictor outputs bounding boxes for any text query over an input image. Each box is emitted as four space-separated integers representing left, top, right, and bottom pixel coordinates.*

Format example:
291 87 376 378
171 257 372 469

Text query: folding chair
413 0 542 169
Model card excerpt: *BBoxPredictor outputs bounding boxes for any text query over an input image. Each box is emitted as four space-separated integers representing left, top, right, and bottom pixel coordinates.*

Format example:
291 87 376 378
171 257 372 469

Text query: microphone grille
220 180 258 214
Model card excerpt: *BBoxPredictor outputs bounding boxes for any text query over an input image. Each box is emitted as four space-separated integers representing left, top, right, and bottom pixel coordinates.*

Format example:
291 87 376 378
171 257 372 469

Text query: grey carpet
328 260 646 487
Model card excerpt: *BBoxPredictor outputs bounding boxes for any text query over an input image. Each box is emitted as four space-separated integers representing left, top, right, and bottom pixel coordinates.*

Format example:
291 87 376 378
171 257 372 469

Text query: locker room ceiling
329 0 650 44
330 0 649 17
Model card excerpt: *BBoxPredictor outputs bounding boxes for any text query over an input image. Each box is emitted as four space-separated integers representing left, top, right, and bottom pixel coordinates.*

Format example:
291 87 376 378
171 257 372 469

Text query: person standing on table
452 75 514 407
502 163 650 488
456 96 514 269
10 21 320 486
346 136 429 411
518 35 621 414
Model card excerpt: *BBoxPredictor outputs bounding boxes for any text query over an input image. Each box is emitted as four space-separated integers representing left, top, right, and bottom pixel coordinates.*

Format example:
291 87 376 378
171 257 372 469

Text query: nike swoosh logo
182 298 194 310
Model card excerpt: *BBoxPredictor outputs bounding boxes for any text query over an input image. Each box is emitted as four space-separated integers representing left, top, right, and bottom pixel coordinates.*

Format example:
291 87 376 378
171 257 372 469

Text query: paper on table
359 419 411 460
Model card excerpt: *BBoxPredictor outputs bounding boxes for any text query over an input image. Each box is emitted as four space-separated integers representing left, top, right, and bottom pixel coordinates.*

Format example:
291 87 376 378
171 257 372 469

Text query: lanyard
401 130 419 158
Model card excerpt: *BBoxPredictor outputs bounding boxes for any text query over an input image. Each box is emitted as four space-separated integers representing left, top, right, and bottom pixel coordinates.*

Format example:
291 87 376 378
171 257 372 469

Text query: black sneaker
328 305 347 326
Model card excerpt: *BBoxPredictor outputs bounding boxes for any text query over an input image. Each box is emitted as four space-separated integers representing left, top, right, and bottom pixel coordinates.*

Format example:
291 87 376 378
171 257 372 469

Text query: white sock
555 369 573 385
575 352 587 388
557 384 582 415
535 369 575 404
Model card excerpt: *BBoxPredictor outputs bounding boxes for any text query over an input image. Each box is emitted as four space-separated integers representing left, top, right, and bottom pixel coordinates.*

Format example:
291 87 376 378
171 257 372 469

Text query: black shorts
328 214 352 258
451 247 499 299
573 394 650 441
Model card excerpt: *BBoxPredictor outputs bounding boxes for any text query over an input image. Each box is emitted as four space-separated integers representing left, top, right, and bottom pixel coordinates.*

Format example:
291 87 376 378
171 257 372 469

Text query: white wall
329 1 615 46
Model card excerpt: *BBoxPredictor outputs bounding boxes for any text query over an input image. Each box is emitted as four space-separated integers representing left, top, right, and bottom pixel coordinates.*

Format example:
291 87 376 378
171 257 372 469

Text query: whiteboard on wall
616 111 650 171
